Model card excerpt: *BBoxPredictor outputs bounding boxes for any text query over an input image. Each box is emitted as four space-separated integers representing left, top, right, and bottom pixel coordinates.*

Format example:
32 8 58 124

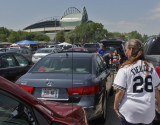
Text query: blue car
16 52 113 122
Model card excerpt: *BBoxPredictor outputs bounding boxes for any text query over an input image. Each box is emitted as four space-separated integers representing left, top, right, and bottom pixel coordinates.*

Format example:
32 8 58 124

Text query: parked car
100 39 127 65
16 52 114 123
32 48 56 63
0 48 9 52
144 36 160 121
83 43 100 53
47 45 62 53
64 47 88 52
0 76 88 125
0 52 33 82
6 47 32 61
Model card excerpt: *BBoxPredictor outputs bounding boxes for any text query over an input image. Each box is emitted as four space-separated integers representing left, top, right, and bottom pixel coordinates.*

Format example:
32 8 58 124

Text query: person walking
97 44 104 56
113 39 160 125
112 50 121 71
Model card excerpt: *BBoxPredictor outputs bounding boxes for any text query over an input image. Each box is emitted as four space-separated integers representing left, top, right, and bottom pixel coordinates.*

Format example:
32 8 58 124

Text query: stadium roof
23 6 88 31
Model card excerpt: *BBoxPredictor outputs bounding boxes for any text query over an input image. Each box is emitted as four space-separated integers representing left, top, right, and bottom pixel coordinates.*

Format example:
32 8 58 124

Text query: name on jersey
131 65 153 75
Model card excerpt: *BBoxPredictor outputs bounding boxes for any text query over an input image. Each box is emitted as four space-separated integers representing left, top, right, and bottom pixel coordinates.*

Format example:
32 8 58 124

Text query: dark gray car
16 52 113 123
6 48 32 61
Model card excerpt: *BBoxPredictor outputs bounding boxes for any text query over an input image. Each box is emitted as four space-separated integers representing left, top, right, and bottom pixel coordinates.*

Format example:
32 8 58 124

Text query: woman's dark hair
121 39 149 72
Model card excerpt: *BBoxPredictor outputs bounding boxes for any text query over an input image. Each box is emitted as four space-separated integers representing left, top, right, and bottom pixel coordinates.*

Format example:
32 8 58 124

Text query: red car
0 76 88 125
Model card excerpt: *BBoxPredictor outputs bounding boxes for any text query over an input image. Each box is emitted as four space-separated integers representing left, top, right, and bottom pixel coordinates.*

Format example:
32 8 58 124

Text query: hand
114 108 122 121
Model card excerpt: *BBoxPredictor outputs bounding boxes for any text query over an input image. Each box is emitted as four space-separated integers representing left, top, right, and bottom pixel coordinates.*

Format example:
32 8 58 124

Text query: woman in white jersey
113 39 160 125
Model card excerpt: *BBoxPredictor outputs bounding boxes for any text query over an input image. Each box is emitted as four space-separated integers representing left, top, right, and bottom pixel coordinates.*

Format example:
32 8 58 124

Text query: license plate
41 88 59 98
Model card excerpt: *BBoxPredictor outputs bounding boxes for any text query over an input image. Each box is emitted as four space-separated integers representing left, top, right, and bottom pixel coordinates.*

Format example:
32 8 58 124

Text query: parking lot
89 91 120 125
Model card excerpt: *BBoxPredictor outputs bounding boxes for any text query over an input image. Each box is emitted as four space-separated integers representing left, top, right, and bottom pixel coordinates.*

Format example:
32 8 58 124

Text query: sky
1 0 160 36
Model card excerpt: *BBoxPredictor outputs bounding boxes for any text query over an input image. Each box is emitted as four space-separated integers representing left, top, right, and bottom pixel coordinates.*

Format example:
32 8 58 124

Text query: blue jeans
120 113 152 125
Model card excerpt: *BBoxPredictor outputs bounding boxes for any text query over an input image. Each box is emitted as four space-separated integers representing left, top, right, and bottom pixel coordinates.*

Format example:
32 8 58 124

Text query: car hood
16 73 95 88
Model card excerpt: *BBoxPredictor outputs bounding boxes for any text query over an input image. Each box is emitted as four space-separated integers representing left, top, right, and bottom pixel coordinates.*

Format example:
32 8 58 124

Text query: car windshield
36 49 52 53
30 57 91 74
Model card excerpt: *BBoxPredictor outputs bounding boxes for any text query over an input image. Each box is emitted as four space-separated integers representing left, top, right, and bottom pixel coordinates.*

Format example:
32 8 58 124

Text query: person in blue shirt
97 44 104 56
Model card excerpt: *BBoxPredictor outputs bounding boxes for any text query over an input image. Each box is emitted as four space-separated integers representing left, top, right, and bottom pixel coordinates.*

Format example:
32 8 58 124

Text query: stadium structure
23 7 90 40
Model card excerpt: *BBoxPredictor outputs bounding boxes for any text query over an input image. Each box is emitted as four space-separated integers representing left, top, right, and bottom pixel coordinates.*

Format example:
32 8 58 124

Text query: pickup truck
144 36 160 120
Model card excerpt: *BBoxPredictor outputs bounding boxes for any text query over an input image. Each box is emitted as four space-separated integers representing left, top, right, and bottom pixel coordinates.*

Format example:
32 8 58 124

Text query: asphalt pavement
89 71 120 125
89 92 120 125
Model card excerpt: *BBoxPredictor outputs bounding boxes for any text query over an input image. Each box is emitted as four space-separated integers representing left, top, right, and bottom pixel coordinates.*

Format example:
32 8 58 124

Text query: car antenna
66 53 69 57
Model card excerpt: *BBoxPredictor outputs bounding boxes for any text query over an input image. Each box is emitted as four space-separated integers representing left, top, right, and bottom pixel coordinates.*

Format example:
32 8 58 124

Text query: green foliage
2 27 50 43
55 31 65 42
0 27 10 42
64 22 108 44
126 31 143 42
0 26 151 44
8 31 19 43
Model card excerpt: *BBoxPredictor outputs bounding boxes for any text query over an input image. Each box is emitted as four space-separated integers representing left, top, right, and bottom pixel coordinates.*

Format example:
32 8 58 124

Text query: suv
100 39 127 65
83 43 100 53
144 36 160 121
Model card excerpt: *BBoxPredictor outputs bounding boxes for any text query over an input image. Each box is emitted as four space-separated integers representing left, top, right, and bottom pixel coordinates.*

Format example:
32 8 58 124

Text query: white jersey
113 60 160 124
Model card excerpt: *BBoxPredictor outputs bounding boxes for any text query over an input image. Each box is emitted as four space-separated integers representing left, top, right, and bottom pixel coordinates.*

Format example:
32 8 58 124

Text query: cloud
98 19 144 33
116 21 143 29
147 4 160 20
150 5 160 13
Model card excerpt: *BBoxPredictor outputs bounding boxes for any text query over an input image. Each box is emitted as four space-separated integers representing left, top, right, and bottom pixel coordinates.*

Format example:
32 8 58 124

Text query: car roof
100 39 125 43
46 52 97 58
0 52 19 55
38 48 55 50
0 52 30 59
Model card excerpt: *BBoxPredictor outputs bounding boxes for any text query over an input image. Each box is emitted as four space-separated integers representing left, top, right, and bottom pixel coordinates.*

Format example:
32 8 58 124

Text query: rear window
36 49 52 53
30 57 91 74
84 44 99 48
145 37 160 55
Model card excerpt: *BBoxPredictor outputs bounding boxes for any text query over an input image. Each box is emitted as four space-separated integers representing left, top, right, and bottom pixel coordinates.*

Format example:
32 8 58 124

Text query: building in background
23 7 90 40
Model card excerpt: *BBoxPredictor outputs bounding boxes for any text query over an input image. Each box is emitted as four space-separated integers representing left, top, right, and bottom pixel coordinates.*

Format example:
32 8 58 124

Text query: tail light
67 84 99 95
16 84 34 94
156 66 160 78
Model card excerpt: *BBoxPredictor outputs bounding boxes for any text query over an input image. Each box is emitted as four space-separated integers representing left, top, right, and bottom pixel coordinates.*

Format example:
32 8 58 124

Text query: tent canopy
16 40 36 45
58 42 72 46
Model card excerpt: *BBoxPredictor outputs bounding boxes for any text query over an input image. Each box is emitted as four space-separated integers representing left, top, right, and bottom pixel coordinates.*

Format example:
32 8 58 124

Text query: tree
55 31 65 42
66 22 108 44
142 34 149 43
0 27 10 41
8 31 19 43
126 31 143 41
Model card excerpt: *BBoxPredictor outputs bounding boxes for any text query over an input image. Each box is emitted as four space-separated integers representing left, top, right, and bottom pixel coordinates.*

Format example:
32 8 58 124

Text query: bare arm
155 88 160 113
114 88 125 120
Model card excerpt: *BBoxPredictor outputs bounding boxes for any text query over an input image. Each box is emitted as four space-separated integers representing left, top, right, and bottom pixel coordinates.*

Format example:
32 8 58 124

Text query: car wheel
97 91 107 123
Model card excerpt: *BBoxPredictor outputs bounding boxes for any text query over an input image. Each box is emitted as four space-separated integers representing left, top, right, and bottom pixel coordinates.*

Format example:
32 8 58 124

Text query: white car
32 48 56 63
